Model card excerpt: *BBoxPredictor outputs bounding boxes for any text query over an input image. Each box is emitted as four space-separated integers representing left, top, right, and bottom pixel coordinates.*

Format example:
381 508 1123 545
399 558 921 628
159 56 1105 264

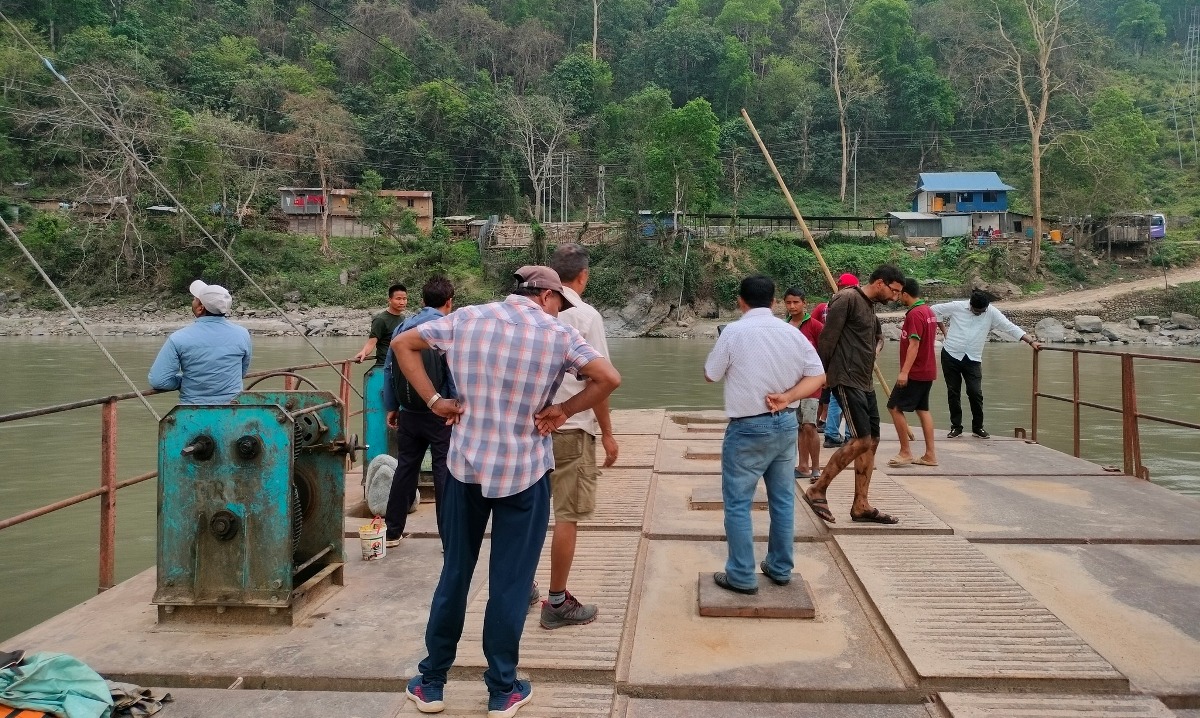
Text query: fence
1021 346 1200 479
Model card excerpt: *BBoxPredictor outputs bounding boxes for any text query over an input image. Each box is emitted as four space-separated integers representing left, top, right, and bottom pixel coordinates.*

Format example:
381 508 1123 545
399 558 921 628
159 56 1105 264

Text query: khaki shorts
798 398 820 425
551 429 598 522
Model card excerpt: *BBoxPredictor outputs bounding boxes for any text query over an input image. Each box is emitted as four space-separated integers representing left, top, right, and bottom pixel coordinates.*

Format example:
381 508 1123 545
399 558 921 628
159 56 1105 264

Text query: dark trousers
941 348 985 433
384 410 450 542
418 473 550 693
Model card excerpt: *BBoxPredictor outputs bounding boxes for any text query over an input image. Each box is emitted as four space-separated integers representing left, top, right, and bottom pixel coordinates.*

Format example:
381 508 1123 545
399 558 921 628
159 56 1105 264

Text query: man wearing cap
816 272 859 448
392 266 620 718
148 280 252 404
541 244 619 630
933 289 1040 439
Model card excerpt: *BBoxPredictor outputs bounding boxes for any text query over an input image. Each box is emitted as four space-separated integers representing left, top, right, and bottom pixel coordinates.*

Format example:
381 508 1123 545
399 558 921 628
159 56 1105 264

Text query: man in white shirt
704 275 825 594
540 244 619 628
933 290 1040 439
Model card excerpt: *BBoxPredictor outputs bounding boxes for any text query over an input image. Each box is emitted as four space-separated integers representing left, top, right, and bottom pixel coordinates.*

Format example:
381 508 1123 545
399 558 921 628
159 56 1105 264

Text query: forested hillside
0 0 1195 297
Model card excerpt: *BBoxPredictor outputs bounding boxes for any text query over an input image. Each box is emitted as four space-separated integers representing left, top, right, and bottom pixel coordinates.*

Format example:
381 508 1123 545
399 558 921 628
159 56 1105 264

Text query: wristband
426 392 442 409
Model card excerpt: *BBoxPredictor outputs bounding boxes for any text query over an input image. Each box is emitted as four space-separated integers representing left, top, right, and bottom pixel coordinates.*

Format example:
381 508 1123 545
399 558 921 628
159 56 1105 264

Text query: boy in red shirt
886 278 938 467
783 287 824 478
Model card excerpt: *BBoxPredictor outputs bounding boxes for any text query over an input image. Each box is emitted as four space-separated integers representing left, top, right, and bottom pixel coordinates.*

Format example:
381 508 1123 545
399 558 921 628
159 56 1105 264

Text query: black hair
969 289 994 309
550 243 589 283
739 275 775 309
902 278 921 298
783 286 806 300
868 264 905 286
422 276 454 308
388 283 407 298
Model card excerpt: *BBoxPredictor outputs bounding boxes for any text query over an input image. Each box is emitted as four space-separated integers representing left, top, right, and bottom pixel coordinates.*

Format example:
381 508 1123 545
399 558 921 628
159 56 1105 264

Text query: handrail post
283 375 297 390
1120 354 1143 478
340 361 352 413
1030 347 1040 442
98 399 117 592
1072 352 1081 458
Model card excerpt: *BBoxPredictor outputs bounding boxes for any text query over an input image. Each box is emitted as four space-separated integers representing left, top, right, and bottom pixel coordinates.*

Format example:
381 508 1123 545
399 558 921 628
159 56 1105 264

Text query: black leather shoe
714 572 758 595
947 427 963 438
759 561 790 586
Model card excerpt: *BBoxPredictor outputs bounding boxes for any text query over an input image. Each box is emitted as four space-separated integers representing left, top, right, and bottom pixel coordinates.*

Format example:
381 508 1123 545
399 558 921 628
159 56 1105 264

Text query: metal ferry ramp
4 360 1200 716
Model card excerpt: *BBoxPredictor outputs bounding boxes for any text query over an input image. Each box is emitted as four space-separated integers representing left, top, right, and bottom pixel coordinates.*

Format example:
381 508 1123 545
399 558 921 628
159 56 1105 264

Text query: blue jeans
721 413 798 589
825 394 848 442
418 472 550 693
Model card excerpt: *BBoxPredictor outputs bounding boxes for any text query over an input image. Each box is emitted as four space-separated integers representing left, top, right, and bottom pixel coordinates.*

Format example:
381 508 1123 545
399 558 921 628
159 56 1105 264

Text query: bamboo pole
740 109 906 428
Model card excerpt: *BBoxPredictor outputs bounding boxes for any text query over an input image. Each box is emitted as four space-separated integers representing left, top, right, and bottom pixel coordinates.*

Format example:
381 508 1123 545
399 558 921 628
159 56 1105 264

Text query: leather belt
730 408 795 421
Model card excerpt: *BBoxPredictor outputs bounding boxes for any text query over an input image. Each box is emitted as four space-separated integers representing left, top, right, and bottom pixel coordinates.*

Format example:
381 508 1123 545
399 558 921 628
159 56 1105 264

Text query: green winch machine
153 374 363 626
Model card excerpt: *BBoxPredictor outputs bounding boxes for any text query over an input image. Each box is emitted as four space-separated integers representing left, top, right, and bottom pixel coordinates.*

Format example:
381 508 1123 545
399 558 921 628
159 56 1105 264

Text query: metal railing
0 358 360 593
1025 346 1200 479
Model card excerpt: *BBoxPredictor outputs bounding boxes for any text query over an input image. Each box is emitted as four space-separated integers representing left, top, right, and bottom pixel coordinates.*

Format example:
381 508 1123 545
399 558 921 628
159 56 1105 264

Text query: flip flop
802 492 836 523
794 467 811 479
886 456 913 468
850 508 899 524
912 457 939 466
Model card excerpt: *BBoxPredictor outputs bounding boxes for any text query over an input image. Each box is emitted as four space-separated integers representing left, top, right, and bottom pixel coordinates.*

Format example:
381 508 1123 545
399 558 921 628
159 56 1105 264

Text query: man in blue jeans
391 266 620 717
704 275 825 594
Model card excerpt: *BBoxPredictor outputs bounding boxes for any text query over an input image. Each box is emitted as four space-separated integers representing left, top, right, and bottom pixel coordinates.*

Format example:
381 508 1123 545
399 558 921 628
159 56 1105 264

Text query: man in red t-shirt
784 287 825 478
886 278 938 467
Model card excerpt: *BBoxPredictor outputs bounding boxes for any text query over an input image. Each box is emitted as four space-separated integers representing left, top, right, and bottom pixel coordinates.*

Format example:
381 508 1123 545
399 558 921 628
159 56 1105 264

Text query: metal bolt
271 579 282 589
164 415 176 424
271 594 279 602
164 606 175 614
216 605 226 614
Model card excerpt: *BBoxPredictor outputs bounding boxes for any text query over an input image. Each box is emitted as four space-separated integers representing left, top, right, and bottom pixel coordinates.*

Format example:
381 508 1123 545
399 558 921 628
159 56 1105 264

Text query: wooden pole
740 109 903 415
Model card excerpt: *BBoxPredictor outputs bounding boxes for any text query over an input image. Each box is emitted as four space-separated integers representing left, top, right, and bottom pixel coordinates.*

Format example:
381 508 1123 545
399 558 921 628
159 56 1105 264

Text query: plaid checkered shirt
416 294 601 498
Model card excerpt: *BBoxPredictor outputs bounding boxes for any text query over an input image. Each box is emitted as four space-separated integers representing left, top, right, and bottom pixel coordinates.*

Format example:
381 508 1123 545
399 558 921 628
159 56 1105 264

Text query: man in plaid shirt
391 266 621 718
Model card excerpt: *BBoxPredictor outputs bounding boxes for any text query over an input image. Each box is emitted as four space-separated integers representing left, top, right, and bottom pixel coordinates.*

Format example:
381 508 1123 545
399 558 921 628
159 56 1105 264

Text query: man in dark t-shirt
886 278 938 468
354 283 408 365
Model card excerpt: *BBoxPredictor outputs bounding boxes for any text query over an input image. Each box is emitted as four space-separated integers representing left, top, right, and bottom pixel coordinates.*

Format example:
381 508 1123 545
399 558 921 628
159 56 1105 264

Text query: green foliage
1150 239 1200 269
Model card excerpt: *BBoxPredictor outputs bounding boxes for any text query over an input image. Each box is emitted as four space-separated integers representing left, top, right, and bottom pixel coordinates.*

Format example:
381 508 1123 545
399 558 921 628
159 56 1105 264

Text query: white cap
189 279 232 315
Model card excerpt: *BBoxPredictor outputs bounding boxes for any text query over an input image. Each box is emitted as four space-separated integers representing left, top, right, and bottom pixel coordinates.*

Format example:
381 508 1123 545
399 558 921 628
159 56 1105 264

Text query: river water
2 335 1198 641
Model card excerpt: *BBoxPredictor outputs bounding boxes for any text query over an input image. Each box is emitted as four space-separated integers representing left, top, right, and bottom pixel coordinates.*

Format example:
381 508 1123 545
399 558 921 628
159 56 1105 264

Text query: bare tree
803 0 877 203
592 0 604 60
990 0 1081 270
280 91 364 255
504 94 581 221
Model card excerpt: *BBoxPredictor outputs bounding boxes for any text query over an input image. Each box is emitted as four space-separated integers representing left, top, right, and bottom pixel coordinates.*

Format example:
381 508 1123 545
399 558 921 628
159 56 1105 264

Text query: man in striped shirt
391 266 621 718
705 275 826 594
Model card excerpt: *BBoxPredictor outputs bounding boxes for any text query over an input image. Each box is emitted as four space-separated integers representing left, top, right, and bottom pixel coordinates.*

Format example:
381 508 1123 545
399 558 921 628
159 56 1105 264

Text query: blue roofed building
892 172 1026 242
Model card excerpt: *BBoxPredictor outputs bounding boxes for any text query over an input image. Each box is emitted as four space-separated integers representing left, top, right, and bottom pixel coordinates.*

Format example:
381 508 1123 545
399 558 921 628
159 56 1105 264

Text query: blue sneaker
488 679 533 718
406 675 445 713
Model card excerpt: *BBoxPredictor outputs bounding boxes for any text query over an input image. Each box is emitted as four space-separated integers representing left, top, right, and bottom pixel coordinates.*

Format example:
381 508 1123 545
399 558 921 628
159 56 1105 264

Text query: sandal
886 456 913 468
912 457 939 466
850 508 899 524
802 492 836 523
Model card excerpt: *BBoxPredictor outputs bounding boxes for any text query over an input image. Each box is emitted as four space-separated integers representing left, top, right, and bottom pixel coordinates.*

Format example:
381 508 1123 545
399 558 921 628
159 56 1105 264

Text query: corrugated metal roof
889 211 940 220
917 172 1014 192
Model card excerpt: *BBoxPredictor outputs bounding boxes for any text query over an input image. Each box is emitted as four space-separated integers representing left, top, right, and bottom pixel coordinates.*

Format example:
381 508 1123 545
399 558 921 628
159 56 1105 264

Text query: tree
1115 0 1165 57
279 90 363 254
504 94 581 221
1044 88 1157 243
989 0 1082 270
646 98 721 222
802 0 879 202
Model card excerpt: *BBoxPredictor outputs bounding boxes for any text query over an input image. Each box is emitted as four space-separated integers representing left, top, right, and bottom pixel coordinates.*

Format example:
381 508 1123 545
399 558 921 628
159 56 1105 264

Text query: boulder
1134 315 1160 325
0 292 7 309
283 290 302 303
991 329 1020 342
305 318 330 335
970 276 1022 299
881 324 902 341
1074 315 1103 333
1171 312 1200 330
1034 317 1066 343
1125 318 1141 330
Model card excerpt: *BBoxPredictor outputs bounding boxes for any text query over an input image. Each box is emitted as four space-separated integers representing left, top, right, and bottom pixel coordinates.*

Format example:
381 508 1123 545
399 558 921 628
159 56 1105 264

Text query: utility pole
597 165 606 220
852 131 859 215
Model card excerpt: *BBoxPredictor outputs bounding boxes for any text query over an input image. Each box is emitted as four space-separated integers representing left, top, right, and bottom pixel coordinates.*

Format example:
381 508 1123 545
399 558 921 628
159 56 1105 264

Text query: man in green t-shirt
354 283 408 365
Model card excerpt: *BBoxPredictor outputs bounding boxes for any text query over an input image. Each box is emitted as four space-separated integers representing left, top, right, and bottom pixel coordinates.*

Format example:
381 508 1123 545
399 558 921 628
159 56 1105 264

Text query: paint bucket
359 517 386 561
